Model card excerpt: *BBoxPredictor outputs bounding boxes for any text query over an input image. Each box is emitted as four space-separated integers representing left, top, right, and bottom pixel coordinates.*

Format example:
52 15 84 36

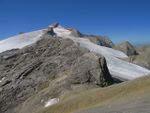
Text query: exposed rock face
85 35 114 48
0 36 113 113
43 27 56 37
69 53 113 87
55 26 114 48
127 45 150 69
43 24 57 37
48 22 60 28
113 41 138 56
69 28 84 37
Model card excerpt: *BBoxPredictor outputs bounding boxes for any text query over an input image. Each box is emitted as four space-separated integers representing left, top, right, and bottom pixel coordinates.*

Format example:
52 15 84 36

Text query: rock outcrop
43 27 56 37
113 41 138 56
85 35 114 48
69 28 84 37
69 53 113 87
48 22 60 28
0 35 113 113
127 45 150 69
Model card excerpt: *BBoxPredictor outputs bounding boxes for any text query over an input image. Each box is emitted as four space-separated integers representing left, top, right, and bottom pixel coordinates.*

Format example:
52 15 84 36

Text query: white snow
0 77 5 83
54 26 72 37
0 26 150 80
105 56 150 80
0 30 44 53
44 98 59 107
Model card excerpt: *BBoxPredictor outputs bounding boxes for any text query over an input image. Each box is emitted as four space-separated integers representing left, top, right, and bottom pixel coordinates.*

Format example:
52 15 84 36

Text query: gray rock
0 36 113 113
85 35 114 48
68 53 113 87
113 41 138 56
43 27 56 37
48 22 60 28
127 45 150 69
69 28 84 37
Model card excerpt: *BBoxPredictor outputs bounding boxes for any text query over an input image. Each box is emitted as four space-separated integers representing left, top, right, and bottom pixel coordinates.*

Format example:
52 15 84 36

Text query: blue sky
0 0 150 44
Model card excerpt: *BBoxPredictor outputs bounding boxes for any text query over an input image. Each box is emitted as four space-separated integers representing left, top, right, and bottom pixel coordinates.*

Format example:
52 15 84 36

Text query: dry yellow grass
38 75 150 113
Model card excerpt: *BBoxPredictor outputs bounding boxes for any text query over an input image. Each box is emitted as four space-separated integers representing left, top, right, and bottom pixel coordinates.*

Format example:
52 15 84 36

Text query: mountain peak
113 41 138 56
48 22 60 28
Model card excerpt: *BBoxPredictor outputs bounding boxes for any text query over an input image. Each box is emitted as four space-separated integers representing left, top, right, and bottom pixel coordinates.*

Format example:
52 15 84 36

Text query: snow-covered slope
0 25 150 80
0 30 43 53
53 26 150 80
69 38 149 80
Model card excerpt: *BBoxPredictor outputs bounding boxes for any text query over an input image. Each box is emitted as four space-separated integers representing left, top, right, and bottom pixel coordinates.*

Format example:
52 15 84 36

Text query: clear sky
0 0 150 44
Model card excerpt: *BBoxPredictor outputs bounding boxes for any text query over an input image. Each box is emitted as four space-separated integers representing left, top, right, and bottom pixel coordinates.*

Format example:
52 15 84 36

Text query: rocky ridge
0 31 113 113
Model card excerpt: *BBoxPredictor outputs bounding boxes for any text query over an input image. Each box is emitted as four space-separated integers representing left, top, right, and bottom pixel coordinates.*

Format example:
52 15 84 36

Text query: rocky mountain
84 35 114 48
0 34 113 113
0 23 149 80
113 41 138 56
127 45 150 69
0 23 150 113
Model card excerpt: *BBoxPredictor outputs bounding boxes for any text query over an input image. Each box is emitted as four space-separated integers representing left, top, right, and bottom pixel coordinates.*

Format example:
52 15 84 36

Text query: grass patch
38 75 150 113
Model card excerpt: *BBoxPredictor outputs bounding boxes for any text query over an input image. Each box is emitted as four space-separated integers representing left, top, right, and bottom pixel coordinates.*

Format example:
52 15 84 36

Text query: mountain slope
39 75 150 113
0 37 113 113
128 45 150 69
0 23 150 113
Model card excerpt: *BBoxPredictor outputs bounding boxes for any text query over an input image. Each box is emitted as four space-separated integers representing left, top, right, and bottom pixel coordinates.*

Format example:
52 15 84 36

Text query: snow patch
0 30 44 53
44 98 59 107
53 26 72 37
0 77 5 83
105 56 150 80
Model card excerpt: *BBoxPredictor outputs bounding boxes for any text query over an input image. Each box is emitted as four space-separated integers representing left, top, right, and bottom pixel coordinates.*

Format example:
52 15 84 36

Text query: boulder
68 53 113 87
